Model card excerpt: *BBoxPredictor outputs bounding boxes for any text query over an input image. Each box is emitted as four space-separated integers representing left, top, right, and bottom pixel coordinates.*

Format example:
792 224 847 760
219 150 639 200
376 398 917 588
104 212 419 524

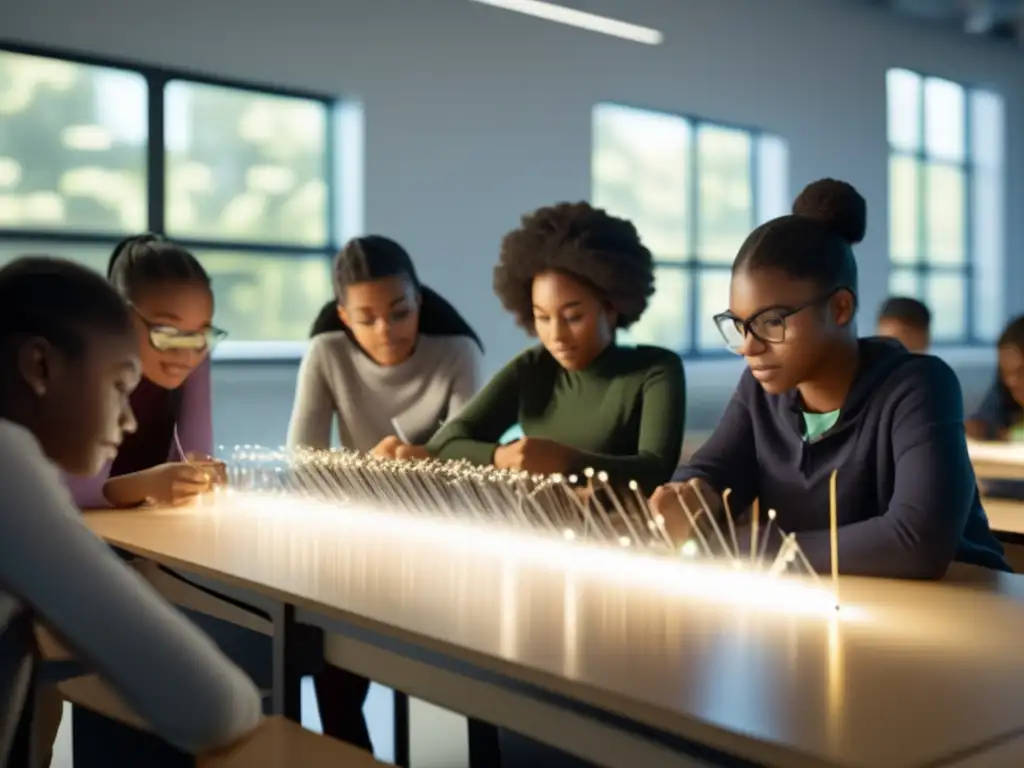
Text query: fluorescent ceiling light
469 0 663 45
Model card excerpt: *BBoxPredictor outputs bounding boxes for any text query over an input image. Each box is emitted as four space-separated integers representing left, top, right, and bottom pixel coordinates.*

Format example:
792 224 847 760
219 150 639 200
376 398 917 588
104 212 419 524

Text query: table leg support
468 718 502 768
271 603 301 722
393 690 410 767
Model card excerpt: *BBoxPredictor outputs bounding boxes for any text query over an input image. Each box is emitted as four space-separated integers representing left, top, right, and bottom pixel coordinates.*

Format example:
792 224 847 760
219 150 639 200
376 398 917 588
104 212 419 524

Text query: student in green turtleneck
422 201 686 495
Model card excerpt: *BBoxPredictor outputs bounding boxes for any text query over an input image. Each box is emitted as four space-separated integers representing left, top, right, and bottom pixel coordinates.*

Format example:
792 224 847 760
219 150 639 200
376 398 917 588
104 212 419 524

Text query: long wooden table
79 495 1024 768
969 441 1024 481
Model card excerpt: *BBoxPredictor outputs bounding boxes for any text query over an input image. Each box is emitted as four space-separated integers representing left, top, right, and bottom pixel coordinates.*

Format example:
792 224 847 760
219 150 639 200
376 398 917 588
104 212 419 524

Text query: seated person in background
966 314 1024 442
876 295 931 353
0 257 261 765
423 201 686 496
63 234 223 509
286 235 482 754
287 235 482 460
651 178 1009 579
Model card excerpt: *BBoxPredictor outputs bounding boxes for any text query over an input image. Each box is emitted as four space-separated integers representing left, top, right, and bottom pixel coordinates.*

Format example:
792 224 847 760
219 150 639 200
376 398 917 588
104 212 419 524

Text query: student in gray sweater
0 256 262 767
286 235 482 753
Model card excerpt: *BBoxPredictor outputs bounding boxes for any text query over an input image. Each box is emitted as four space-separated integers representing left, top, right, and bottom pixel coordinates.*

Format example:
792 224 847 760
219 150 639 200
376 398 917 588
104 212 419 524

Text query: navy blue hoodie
672 338 1010 578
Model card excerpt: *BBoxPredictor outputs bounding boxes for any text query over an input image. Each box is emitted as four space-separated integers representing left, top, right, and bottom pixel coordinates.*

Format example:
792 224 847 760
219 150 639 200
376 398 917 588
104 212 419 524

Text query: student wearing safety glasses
63 234 227 510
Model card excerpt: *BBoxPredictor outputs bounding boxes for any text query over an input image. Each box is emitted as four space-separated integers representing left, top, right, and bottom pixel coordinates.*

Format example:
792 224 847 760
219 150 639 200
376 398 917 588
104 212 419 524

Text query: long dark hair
310 235 482 351
107 233 210 300
992 315 1024 425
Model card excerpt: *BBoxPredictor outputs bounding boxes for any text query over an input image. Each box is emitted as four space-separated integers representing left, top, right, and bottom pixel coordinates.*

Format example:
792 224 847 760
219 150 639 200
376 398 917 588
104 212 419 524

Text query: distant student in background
876 296 931 354
653 178 1008 579
966 315 1024 442
63 234 225 509
423 202 686 495
0 256 261 767
287 234 482 753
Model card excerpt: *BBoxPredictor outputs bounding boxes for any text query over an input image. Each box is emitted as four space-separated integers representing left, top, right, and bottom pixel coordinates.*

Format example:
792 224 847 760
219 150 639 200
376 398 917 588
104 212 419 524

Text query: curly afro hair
492 202 655 333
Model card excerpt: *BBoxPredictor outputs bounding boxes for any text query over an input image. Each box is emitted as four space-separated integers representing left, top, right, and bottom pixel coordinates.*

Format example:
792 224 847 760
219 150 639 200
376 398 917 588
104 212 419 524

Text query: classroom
3 0 1024 766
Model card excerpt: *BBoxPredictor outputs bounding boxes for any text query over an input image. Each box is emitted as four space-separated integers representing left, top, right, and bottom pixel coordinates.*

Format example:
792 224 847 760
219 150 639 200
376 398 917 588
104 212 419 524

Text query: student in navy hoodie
652 178 1009 578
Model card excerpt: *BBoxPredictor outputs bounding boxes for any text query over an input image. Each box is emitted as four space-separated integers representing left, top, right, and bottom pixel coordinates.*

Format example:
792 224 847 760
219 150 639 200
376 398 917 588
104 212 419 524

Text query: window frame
887 68 979 346
0 40 340 357
592 101 768 358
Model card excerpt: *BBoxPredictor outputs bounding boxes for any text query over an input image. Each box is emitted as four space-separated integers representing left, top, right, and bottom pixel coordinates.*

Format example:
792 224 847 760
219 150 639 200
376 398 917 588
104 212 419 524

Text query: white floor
50 677 469 767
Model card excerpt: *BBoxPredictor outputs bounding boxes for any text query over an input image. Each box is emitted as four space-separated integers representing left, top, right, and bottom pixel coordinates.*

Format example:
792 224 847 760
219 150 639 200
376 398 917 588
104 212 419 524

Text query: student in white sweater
0 256 262 767
286 235 482 752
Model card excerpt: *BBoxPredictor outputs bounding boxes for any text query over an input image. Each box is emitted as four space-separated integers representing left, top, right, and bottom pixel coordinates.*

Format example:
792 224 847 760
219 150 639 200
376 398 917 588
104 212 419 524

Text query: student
0 256 262 766
286 234 482 752
63 234 224 509
58 235 267 768
652 178 1009 578
966 315 1024 442
876 296 931 353
287 234 482 458
423 201 685 494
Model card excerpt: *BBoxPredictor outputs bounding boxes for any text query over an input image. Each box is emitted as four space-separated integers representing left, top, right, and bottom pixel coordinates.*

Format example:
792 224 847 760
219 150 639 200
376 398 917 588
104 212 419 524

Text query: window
591 103 787 354
0 44 342 350
886 69 1004 343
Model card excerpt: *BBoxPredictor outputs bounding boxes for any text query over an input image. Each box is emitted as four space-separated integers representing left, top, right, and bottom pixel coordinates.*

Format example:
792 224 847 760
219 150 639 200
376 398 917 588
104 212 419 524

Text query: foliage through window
591 103 787 354
0 45 337 346
886 68 1004 344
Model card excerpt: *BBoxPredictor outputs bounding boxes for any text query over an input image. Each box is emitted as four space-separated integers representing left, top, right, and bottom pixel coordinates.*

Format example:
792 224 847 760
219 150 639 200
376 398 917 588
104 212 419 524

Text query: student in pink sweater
63 234 224 510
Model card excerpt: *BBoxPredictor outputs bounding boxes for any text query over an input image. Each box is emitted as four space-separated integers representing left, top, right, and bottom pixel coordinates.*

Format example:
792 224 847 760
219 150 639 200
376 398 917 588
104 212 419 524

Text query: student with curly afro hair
425 201 686 495
654 178 1008 579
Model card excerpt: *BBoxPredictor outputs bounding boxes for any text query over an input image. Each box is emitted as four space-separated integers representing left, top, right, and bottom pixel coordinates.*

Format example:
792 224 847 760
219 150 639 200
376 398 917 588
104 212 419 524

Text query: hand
493 438 577 475
138 462 215 507
370 435 404 459
186 452 227 485
649 478 720 545
394 444 431 461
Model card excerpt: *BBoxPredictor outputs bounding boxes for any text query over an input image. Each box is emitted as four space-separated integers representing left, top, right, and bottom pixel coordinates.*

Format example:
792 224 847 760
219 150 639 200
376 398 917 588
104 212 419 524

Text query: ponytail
309 300 346 338
418 286 483 351
107 233 210 300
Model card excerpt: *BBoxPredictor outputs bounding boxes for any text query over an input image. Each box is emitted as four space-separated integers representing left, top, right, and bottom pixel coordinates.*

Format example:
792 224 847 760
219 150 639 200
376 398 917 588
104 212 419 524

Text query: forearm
795 517 952 579
102 471 154 508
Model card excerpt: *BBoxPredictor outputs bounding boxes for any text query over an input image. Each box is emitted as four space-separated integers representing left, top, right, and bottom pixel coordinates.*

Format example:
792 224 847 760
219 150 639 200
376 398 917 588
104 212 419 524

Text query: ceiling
851 0 1024 42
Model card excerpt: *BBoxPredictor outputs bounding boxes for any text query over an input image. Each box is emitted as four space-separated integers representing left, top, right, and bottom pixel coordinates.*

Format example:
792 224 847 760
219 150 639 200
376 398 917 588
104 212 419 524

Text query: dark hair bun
792 178 866 245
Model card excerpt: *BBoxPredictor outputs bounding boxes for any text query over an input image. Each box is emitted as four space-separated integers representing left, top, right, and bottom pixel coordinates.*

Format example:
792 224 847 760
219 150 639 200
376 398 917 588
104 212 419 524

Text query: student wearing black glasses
651 178 1008 579
63 234 227 510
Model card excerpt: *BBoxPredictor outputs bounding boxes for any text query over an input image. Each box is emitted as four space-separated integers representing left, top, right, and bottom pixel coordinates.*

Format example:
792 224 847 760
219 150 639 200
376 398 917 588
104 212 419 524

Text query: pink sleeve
170 357 214 460
62 462 113 510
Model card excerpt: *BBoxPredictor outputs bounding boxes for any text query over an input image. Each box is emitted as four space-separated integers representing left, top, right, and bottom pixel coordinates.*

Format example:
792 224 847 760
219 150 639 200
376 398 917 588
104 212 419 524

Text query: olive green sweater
425 344 685 494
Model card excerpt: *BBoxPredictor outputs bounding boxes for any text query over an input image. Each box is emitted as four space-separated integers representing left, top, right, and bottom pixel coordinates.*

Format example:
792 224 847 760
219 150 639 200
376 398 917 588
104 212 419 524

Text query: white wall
6 0 1023 440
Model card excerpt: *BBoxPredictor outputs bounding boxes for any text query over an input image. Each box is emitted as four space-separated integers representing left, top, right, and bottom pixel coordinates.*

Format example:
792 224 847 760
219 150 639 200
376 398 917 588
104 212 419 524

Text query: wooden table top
84 495 1024 768
969 441 1024 480
982 497 1024 536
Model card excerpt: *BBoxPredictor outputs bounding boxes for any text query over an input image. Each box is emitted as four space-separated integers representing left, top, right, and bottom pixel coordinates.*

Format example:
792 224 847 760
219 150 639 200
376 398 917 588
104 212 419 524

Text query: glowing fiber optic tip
618 536 631 548
597 471 609 482
562 529 576 541
583 467 595 478
680 540 699 558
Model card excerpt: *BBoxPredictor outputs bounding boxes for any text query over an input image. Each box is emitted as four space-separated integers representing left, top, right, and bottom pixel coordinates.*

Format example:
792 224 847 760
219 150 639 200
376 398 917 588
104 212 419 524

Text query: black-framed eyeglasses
131 306 228 353
713 291 841 354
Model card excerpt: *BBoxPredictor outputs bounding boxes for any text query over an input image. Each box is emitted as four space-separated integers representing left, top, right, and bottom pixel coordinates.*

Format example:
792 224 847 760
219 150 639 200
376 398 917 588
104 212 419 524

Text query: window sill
212 341 308 362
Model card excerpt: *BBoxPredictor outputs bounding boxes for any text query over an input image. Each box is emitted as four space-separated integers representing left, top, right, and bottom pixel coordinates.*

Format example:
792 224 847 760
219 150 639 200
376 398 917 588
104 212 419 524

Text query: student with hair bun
63 234 225 509
287 234 483 754
653 178 1009 579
